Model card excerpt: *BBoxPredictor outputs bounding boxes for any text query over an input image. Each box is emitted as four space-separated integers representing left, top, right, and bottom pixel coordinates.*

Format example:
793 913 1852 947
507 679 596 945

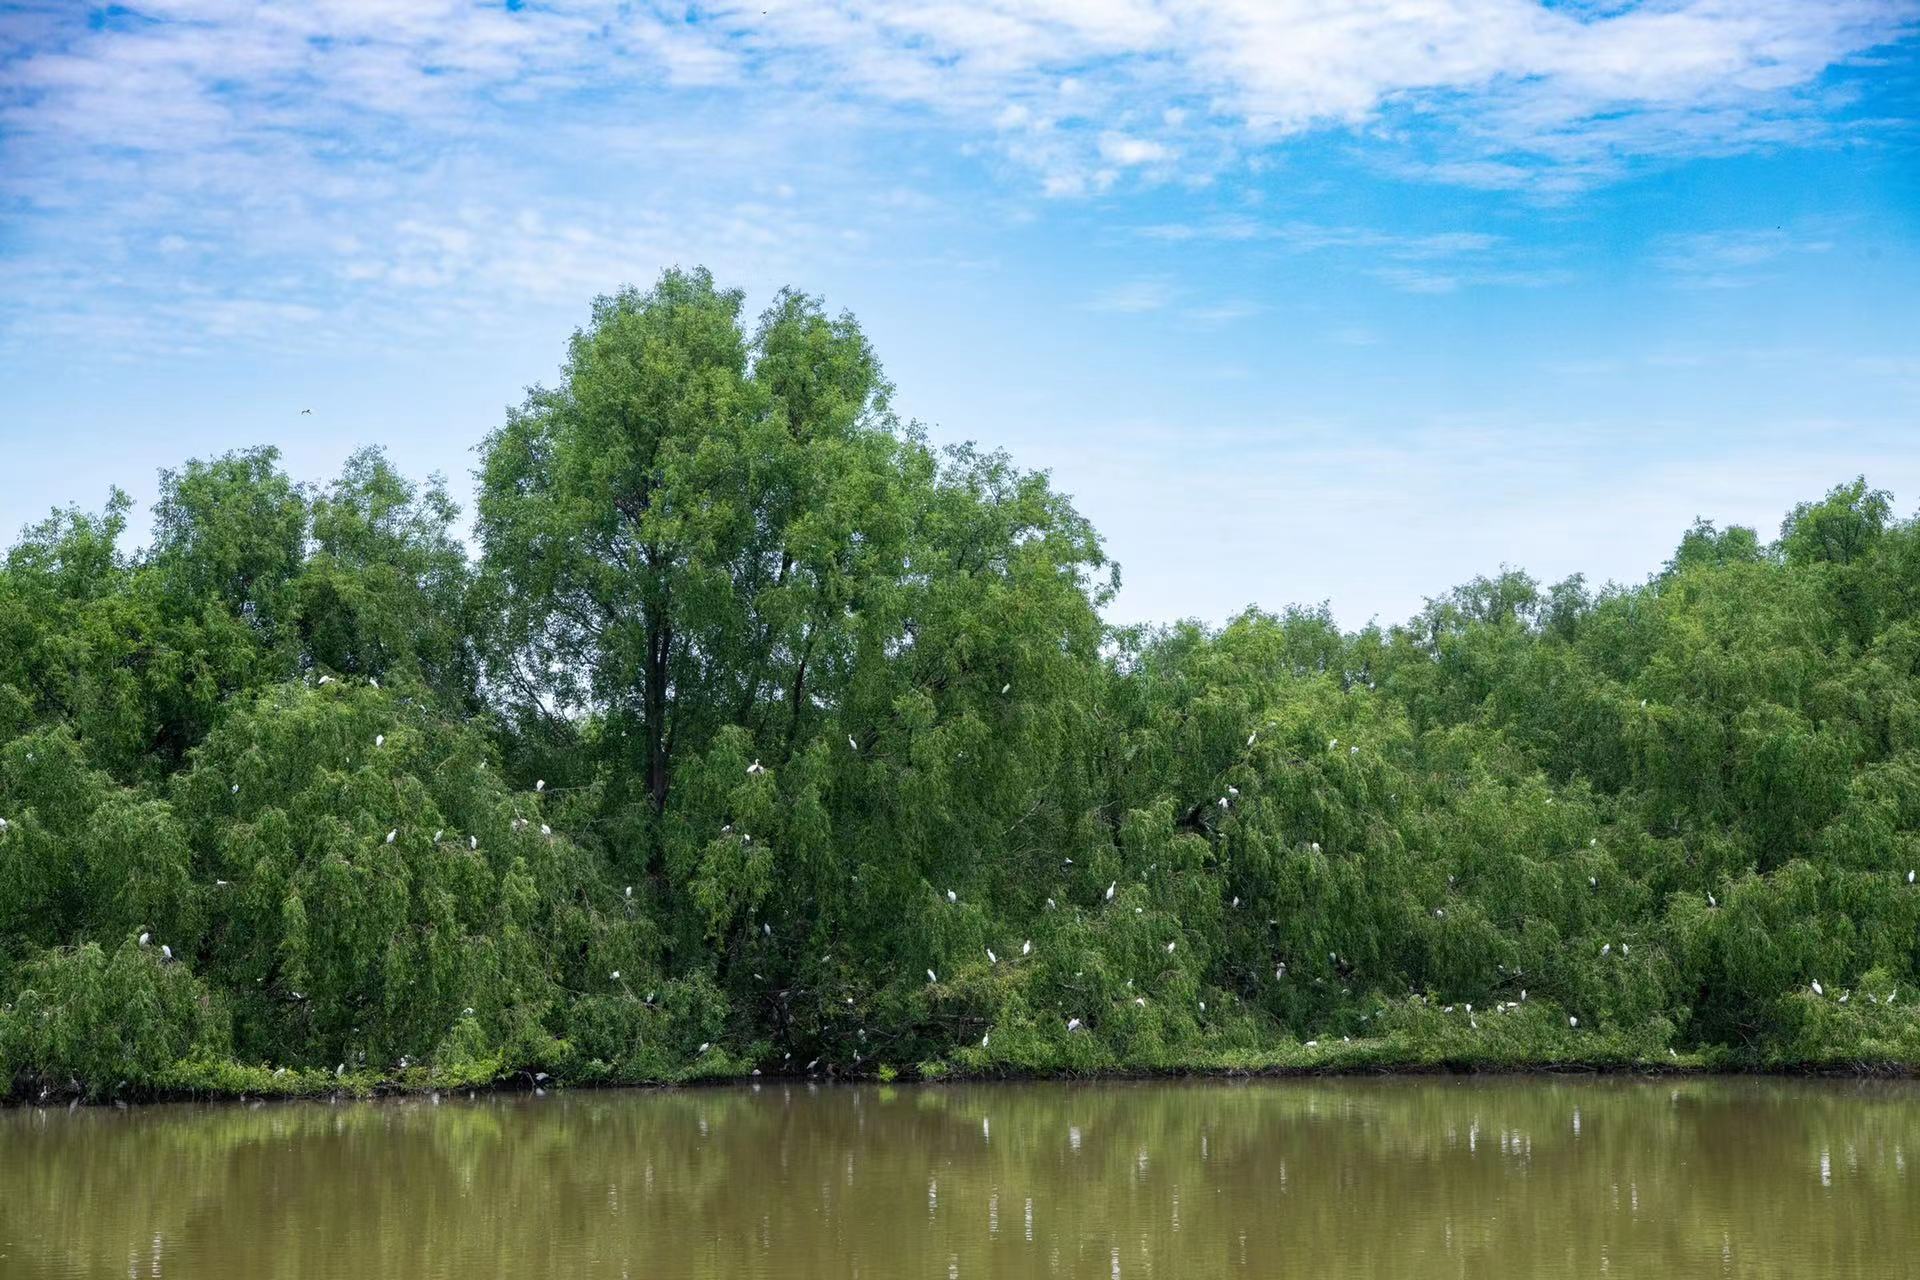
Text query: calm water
3 1077 1917 1278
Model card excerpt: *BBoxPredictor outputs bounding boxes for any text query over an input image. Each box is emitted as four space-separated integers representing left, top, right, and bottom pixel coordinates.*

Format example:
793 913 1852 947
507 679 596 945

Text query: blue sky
2 2 1917 627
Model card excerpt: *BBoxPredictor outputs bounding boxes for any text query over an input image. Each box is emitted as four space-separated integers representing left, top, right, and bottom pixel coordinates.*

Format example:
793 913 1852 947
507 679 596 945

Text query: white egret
540 823 551 836
987 948 998 964
230 782 240 795
535 779 545 791
138 932 150 947
369 677 378 689
1045 898 1056 910
611 970 621 980
1022 940 1032 956
1812 979 1824 995
1569 1016 1579 1027
927 969 938 983
1067 1017 1082 1031
747 759 764 775
1165 940 1176 953
762 921 771 936
981 1031 990 1047
469 835 478 849
1001 683 1010 694
946 888 957 904
161 944 172 960
1601 944 1610 957
848 735 858 750
386 829 397 844
1246 732 1256 746
1105 881 1116 901
433 830 443 842
374 734 384 748
318 675 333 685
1310 841 1321 853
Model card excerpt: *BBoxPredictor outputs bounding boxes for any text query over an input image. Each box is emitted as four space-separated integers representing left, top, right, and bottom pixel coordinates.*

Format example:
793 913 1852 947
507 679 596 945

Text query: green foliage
4 268 1920 1099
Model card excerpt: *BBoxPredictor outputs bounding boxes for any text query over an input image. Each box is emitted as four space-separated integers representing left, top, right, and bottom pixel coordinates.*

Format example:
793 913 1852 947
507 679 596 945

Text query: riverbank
10 1039 1917 1107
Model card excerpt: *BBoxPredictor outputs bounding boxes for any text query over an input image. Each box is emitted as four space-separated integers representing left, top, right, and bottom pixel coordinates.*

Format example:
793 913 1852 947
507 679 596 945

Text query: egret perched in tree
138 932 150 947
1022 940 1032 956
1105 881 1116 901
536 779 545 791
1601 944 1610 957
1812 979 1824 996
1045 898 1056 910
386 829 397 844
469 835 477 849
1708 891 1717 907
230 783 240 794
1165 940 1176 953
369 677 378 689
699 1042 710 1053
1328 738 1337 750
1568 1016 1579 1027
1067 1017 1082 1031
540 823 551 836
1246 731 1256 746
318 675 333 685
374 734 384 748
160 945 172 961
747 760 764 775
611 970 621 981
1310 841 1321 853
946 888 957 904
1218 796 1229 809
1910 870 1916 885
433 830 443 842
761 921 770 936
981 1031 990 1047
987 948 997 964
848 735 859 750
927 969 937 983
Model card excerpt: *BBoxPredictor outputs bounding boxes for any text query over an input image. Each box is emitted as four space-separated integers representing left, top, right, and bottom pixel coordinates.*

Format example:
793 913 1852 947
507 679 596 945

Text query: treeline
3 268 1919 1099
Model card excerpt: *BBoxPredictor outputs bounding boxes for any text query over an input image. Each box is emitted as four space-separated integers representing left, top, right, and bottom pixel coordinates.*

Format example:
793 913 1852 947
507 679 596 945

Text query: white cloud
1098 131 1175 166
0 1 1910 353
1086 279 1178 313
1655 227 1837 287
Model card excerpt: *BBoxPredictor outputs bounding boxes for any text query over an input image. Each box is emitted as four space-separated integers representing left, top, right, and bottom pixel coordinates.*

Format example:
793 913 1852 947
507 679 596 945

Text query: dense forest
4 268 1919 1101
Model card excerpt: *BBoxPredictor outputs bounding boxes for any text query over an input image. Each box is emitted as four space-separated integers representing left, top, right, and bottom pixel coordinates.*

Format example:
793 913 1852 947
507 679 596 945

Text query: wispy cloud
1086 279 1178 314
1654 227 1837 288
0 1 1911 354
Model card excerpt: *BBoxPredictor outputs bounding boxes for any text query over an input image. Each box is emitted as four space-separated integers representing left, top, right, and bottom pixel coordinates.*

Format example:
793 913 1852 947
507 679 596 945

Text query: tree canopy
3 270 1919 1100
